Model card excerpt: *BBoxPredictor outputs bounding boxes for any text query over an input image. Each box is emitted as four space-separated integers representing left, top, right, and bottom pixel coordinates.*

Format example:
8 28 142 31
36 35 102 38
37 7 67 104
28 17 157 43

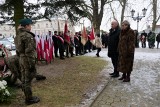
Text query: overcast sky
0 0 159 32
75 0 160 32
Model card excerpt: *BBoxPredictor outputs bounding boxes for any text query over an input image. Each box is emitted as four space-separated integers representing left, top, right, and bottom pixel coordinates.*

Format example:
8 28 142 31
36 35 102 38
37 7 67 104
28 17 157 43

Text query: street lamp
130 8 147 31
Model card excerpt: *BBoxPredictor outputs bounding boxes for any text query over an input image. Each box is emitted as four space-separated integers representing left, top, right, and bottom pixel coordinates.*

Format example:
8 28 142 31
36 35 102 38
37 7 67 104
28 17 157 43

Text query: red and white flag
90 27 95 45
64 21 70 44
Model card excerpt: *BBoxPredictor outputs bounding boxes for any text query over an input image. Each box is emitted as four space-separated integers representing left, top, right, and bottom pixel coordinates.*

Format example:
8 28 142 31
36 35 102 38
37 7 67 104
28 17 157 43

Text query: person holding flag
74 32 80 56
63 21 71 58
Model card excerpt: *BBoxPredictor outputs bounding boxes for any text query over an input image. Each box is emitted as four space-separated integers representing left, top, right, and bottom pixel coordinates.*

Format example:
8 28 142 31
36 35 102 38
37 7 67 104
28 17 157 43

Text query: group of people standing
52 31 98 59
108 20 135 82
3 18 107 105
138 30 160 49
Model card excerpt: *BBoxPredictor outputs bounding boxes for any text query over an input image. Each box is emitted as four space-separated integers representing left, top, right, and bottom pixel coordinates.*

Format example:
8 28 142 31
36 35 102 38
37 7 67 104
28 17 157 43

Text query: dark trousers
142 42 146 48
65 44 69 57
69 46 74 57
96 48 101 55
54 45 58 57
75 46 79 55
157 42 160 49
111 54 119 74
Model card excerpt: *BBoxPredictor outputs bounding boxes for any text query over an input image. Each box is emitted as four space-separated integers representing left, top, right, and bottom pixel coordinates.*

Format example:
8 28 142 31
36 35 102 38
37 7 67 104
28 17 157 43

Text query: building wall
0 24 16 37
0 19 75 37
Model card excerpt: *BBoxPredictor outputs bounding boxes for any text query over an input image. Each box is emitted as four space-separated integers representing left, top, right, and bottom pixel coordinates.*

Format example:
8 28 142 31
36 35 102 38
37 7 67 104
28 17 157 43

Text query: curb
88 78 111 107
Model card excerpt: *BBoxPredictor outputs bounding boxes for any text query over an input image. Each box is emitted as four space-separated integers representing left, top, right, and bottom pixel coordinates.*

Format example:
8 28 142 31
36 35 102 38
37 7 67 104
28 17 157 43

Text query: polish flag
90 27 95 45
64 21 70 44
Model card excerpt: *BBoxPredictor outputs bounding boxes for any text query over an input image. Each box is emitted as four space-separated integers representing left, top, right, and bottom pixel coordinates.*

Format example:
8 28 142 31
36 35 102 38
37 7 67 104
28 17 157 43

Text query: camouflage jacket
4 55 19 72
14 28 36 58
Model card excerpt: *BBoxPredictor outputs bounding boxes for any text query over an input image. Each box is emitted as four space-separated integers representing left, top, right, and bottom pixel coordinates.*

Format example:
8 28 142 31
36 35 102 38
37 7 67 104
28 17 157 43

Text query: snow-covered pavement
85 48 160 107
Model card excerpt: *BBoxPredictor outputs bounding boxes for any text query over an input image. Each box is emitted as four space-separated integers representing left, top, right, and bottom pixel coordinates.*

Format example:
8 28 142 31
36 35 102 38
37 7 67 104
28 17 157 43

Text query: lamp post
131 8 147 31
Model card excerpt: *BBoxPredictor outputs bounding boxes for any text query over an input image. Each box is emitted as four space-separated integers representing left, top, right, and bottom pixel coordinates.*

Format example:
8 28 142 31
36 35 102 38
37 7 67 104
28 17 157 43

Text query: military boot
25 96 40 105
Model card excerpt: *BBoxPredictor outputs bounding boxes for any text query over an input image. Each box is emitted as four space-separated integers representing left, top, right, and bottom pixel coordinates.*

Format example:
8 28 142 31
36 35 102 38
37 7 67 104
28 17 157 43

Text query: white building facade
0 19 75 37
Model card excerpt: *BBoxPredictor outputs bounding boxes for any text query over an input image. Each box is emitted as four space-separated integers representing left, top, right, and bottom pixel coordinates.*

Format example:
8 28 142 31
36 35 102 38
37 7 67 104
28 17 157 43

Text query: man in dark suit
108 20 121 78
52 31 59 57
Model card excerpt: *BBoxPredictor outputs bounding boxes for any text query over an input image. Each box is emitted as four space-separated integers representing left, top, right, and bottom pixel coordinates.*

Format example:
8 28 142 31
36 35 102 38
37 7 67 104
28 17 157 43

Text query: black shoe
55 55 59 58
109 72 115 75
96 53 100 57
25 96 40 105
60 57 65 60
36 75 46 80
111 73 119 78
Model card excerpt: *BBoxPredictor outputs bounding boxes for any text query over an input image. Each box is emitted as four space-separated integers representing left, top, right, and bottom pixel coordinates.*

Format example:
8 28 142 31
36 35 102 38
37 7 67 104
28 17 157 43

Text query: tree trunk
120 0 126 25
13 0 24 35
91 0 105 34
152 0 157 31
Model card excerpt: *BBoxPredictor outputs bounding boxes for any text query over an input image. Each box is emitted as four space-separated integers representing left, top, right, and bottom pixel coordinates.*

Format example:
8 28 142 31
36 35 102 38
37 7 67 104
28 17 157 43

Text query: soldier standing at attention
14 19 40 105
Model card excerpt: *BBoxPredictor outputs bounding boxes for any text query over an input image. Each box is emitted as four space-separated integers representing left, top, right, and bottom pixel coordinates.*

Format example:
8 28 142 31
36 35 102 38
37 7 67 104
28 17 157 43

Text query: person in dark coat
140 30 147 48
156 33 160 49
147 31 152 48
148 31 156 49
52 31 59 57
134 30 139 48
57 32 65 59
101 32 108 48
108 20 121 78
74 32 80 56
78 32 84 55
118 20 135 82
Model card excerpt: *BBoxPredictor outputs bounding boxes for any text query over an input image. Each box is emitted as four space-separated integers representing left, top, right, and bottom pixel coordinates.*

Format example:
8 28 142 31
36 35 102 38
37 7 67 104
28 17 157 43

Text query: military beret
19 18 32 26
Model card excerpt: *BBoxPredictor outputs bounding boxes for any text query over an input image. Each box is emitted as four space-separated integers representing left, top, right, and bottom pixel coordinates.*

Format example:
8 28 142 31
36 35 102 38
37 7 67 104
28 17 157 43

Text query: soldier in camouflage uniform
14 19 40 105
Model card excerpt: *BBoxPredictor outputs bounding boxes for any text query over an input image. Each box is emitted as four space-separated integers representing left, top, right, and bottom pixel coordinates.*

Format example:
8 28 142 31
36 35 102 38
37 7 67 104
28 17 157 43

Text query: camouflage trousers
19 56 36 100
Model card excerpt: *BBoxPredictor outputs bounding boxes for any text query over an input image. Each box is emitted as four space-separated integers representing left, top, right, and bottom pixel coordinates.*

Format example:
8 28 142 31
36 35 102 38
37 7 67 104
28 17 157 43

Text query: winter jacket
118 28 135 73
108 27 121 57
156 33 160 42
108 27 120 52
95 36 102 48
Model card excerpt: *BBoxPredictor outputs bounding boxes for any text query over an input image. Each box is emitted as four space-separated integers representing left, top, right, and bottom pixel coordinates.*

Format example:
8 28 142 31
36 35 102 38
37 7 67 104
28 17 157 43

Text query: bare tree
118 0 128 25
81 0 113 33
152 0 160 31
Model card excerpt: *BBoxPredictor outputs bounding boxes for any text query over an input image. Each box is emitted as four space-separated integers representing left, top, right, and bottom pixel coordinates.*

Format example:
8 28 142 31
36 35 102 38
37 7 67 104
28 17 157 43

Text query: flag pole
82 19 85 54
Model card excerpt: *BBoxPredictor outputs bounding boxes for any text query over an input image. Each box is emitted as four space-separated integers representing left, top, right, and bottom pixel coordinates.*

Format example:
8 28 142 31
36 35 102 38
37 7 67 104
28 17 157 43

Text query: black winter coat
108 27 121 54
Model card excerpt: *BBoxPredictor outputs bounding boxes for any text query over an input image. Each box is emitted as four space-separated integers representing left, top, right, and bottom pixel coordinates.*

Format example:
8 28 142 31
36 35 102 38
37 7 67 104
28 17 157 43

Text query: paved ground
86 48 160 107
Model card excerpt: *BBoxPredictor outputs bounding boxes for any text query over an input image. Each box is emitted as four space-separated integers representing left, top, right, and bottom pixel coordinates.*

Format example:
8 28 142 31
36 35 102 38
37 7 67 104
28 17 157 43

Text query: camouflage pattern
14 28 37 100
4 55 21 81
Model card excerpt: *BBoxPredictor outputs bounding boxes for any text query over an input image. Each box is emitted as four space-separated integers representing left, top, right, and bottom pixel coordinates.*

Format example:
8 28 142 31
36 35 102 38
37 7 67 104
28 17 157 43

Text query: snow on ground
85 47 160 107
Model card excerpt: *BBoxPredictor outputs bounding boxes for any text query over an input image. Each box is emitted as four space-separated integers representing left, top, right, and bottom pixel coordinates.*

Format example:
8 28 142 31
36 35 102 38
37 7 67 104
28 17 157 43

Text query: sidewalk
86 48 160 107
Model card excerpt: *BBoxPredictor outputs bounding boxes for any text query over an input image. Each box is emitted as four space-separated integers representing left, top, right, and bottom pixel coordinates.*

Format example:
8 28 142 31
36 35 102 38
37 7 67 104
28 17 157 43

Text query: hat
19 18 32 26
